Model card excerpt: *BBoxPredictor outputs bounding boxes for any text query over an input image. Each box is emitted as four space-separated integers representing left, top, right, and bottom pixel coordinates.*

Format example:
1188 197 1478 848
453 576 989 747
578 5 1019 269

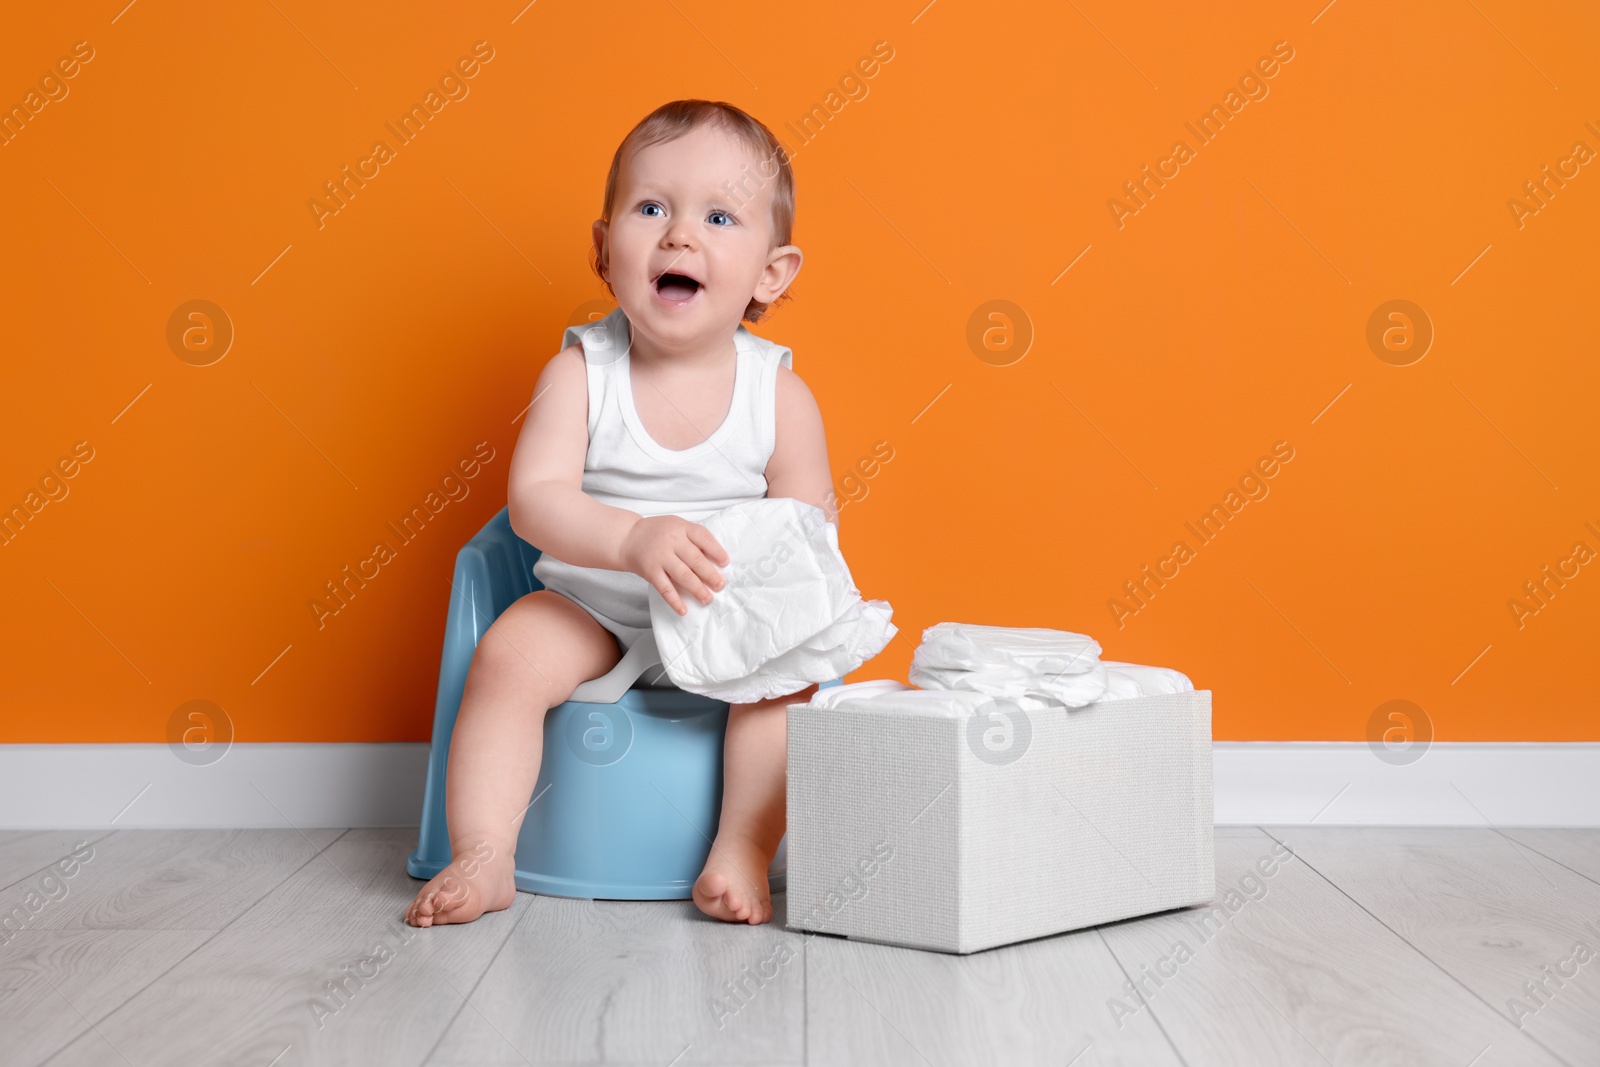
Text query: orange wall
3 2 1596 744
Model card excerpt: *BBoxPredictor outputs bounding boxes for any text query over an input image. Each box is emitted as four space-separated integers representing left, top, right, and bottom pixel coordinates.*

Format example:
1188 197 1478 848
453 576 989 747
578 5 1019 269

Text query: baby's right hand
620 515 730 615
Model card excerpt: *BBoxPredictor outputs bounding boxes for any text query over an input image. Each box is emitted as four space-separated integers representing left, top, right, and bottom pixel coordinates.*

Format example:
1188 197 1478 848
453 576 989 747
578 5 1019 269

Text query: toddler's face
597 124 800 346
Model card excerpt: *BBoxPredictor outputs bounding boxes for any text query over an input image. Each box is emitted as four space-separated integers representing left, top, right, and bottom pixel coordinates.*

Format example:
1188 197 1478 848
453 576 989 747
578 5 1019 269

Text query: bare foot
405 839 516 927
693 835 775 925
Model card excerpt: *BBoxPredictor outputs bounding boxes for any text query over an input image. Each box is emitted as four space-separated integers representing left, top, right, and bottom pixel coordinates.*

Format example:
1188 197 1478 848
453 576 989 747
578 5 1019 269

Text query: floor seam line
34 827 354 1067
0 830 119 896
417 891 531 1066
1094 926 1192 1067
1260 827 1579 1067
1502 833 1600 892
801 910 809 1067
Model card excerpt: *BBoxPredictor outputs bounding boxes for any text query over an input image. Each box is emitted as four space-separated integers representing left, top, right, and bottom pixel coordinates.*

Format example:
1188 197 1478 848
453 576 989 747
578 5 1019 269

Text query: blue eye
708 210 734 226
639 202 665 217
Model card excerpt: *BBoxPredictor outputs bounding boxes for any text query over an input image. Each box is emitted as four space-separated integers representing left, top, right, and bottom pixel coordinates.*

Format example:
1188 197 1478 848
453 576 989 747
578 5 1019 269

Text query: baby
406 100 834 928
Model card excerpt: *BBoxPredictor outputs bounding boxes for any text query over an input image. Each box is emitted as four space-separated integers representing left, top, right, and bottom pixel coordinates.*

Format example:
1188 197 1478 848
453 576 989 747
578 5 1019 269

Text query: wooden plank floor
1 827 1594 1066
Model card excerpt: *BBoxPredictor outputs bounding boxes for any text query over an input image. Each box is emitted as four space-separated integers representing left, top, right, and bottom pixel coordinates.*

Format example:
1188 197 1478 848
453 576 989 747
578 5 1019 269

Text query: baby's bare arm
765 366 836 525
507 345 728 610
507 344 637 570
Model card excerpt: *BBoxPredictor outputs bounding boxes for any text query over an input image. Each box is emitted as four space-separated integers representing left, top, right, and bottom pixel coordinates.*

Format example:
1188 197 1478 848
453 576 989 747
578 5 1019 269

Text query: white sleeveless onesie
531 306 793 650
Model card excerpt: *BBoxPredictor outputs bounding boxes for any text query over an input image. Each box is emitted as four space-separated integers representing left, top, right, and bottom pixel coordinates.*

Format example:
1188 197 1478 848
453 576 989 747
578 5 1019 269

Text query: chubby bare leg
406 590 621 927
693 682 819 925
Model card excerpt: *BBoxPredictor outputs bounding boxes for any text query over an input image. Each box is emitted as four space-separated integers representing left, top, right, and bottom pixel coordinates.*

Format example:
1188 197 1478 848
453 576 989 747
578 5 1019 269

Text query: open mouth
653 271 702 304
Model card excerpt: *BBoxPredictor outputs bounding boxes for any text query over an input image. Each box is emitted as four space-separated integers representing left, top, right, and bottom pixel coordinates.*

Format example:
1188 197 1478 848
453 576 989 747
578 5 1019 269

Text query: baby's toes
409 891 439 927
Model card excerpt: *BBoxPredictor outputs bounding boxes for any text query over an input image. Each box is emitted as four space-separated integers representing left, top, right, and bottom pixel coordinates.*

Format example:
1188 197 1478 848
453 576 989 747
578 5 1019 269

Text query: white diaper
648 497 897 703
907 621 1109 707
806 679 915 709
808 681 1061 717
801 665 1193 711
1101 661 1195 699
794 628 1195 713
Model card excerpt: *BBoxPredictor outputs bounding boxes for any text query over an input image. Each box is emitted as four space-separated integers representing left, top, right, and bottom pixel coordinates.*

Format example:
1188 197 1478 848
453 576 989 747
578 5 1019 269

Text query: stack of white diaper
649 497 896 704
813 621 1193 709
907 622 1109 706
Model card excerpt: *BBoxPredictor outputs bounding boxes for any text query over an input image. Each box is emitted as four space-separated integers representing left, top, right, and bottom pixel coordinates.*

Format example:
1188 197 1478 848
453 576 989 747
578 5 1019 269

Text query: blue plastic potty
407 506 839 900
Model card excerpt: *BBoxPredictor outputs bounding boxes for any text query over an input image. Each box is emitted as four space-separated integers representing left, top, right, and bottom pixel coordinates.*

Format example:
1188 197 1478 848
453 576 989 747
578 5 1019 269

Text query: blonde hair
591 99 796 324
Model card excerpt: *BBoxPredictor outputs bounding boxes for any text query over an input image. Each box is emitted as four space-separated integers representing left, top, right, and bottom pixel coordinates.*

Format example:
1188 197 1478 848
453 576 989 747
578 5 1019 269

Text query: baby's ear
756 244 802 303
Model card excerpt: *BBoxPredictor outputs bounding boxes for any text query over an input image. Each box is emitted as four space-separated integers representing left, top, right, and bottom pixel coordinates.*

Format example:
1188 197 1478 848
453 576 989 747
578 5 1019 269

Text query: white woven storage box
785 690 1214 953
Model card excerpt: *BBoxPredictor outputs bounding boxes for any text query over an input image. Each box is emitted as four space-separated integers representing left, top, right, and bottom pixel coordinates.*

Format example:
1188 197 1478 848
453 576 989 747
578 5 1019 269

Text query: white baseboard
1 742 1597 829
0 743 431 831
1212 741 1600 826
